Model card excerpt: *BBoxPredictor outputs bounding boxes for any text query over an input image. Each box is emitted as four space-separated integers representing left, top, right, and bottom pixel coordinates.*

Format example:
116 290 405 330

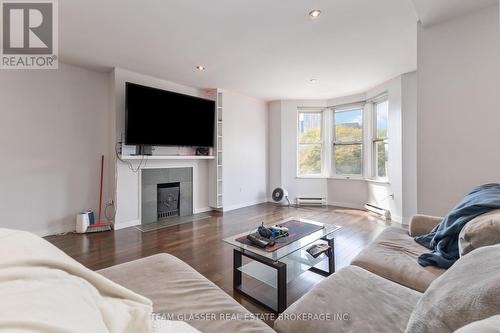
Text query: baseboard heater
296 197 327 206
364 203 391 220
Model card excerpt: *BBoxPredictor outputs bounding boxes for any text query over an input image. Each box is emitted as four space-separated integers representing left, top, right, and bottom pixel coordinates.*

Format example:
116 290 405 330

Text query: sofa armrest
408 215 442 237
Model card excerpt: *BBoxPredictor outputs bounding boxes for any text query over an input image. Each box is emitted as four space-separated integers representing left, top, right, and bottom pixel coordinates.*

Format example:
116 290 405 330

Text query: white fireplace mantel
114 158 212 230
119 155 215 160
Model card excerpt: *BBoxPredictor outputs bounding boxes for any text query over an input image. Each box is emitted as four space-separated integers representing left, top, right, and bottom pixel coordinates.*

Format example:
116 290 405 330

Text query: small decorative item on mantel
195 147 210 156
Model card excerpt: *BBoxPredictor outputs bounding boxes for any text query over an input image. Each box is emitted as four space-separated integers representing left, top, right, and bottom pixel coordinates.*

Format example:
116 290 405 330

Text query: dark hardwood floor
46 203 397 321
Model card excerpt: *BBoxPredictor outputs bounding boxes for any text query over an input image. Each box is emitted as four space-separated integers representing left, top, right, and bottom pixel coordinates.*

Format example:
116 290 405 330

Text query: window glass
299 144 322 175
376 100 389 139
375 141 388 178
334 109 363 176
335 144 362 175
335 110 363 142
299 112 322 143
298 112 322 176
374 99 389 179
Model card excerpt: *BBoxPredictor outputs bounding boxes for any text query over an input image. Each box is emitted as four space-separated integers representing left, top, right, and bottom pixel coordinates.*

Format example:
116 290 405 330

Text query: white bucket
76 211 93 233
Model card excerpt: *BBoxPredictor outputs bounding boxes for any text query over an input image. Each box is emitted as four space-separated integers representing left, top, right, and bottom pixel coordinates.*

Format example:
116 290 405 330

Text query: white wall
222 91 268 211
327 179 368 209
0 63 110 236
417 5 500 216
401 72 418 222
268 101 282 194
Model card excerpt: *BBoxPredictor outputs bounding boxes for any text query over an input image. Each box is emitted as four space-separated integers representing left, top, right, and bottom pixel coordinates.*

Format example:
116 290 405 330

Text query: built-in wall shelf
119 155 215 160
208 89 224 210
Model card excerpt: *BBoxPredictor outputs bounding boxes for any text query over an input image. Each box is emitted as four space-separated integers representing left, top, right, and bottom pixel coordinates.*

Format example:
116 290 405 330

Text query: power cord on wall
104 200 116 222
373 193 395 206
110 141 149 224
115 141 147 173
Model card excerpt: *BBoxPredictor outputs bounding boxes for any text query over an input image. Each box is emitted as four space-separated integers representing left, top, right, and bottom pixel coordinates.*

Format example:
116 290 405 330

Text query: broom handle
98 155 104 223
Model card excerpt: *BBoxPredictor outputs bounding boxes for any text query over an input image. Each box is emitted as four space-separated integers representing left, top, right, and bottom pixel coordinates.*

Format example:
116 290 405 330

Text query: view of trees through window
334 109 363 175
374 100 389 178
298 112 322 175
297 102 389 179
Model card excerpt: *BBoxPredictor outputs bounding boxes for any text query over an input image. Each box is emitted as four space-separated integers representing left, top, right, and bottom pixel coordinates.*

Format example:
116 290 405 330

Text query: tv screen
125 82 215 147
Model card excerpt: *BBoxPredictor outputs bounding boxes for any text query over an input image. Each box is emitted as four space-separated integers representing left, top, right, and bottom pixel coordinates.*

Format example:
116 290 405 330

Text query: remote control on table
247 233 270 248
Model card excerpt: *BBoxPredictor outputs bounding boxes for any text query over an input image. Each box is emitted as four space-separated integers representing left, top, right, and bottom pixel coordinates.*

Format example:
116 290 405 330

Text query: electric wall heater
364 203 391 220
295 197 327 206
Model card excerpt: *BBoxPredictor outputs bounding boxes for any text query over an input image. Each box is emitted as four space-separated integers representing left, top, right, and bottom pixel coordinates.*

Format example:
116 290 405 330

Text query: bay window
296 96 389 181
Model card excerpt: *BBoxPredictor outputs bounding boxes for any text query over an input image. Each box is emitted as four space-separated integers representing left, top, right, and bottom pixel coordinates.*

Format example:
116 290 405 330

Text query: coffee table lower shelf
233 237 335 313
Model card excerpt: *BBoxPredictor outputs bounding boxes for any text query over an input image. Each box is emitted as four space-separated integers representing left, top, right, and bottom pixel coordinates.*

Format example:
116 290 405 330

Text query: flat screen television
125 82 215 147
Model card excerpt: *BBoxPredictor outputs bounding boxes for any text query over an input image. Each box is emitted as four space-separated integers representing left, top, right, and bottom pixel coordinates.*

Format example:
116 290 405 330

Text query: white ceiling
60 0 419 101
411 0 498 27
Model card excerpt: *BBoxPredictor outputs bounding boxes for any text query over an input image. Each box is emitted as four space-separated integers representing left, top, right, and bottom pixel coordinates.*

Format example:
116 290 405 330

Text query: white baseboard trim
114 219 140 230
328 201 365 210
222 198 268 212
194 207 213 214
38 225 76 237
401 216 412 225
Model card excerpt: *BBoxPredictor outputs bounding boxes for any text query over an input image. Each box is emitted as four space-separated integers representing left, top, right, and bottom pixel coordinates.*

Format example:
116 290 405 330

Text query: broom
87 155 113 233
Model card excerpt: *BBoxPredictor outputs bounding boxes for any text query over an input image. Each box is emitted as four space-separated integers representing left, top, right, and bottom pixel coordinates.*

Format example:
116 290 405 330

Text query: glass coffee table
223 218 341 313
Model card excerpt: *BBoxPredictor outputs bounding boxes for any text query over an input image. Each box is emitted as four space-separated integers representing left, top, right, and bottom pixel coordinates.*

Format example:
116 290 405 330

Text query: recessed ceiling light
310 79 318 83
196 65 206 71
309 9 321 19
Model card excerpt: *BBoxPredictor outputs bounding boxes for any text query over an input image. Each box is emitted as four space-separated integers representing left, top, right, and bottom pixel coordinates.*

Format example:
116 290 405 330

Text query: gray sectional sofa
97 212 500 332
95 212 500 332
6 210 498 332
274 213 500 333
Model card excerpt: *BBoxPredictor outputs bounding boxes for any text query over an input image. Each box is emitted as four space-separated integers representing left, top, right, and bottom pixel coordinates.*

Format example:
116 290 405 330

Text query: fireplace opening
157 182 180 219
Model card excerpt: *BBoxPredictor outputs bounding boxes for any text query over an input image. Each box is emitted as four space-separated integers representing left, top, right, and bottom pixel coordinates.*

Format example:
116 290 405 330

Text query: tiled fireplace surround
141 168 193 224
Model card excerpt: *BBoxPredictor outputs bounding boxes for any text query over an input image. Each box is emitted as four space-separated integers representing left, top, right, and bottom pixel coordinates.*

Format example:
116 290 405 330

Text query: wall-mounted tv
125 82 215 147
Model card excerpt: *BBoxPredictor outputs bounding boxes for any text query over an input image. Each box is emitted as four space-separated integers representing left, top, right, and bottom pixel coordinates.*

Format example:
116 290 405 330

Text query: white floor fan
271 187 291 207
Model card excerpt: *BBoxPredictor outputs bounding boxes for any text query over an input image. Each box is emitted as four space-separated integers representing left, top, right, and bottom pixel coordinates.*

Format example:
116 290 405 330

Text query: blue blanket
415 183 500 268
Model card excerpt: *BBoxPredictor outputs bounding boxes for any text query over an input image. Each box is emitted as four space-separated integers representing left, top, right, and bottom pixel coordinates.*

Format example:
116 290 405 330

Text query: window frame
372 97 389 181
332 106 364 179
297 109 324 178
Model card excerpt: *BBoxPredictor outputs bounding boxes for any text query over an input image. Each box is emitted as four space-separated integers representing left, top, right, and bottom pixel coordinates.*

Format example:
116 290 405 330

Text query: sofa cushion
458 209 500 256
98 253 274 333
405 244 500 333
453 315 500 333
351 227 445 292
274 266 422 333
0 228 152 333
408 215 442 237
